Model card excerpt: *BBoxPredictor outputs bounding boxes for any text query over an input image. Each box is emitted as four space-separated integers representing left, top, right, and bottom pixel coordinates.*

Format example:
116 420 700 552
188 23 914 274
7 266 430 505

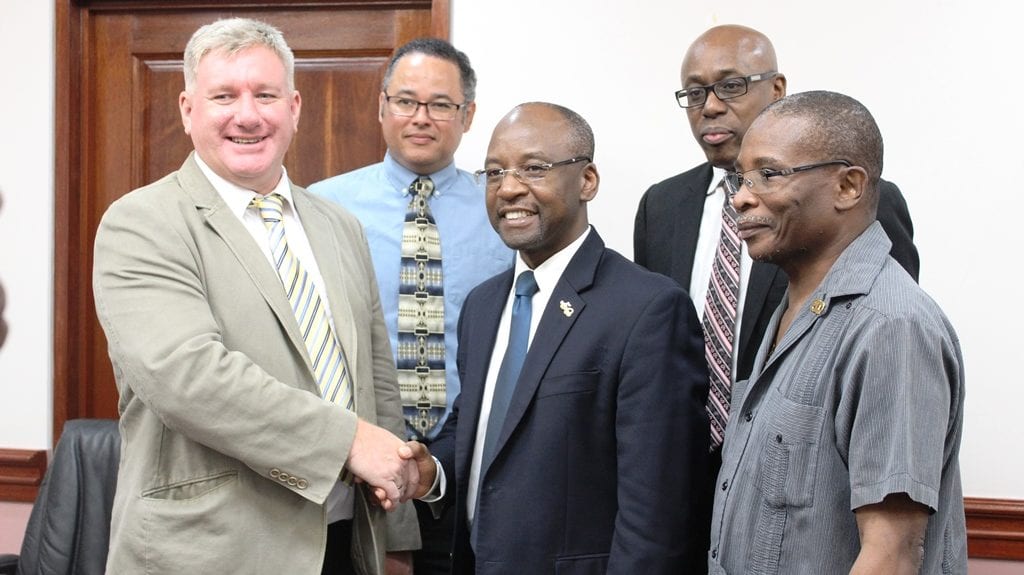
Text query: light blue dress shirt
310 152 513 440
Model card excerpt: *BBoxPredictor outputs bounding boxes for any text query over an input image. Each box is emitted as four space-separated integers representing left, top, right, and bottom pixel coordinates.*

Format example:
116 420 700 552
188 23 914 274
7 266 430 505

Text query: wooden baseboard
966 497 1024 560
0 449 48 502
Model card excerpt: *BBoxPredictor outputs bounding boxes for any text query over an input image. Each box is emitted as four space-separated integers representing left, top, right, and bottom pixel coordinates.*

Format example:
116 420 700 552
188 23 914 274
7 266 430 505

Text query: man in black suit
412 102 711 573
633 24 919 566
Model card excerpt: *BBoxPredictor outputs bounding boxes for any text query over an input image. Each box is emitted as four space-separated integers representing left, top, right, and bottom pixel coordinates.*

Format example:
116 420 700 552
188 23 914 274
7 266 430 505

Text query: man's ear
772 73 787 100
179 91 192 135
461 100 477 133
835 165 867 212
580 162 600 203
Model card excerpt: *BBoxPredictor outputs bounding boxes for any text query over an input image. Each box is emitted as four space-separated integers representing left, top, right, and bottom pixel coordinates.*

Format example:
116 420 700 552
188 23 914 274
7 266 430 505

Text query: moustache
736 215 772 226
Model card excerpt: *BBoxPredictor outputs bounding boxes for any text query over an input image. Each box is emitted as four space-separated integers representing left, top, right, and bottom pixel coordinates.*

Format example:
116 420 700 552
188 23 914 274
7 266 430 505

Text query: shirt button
744 412 753 422
721 480 729 491
776 433 783 443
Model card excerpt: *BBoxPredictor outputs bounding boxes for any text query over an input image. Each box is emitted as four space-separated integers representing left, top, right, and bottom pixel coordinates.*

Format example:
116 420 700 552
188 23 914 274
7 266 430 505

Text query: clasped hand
345 420 437 510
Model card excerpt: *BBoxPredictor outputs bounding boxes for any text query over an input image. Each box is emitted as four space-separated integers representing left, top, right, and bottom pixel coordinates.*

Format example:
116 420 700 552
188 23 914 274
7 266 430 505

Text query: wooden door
53 0 448 441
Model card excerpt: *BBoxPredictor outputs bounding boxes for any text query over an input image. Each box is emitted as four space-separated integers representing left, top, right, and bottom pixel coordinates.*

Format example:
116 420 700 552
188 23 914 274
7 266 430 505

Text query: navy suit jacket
431 230 711 574
634 162 920 382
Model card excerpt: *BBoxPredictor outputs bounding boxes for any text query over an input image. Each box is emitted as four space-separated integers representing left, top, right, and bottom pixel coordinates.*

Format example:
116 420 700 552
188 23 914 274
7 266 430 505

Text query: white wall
451 0 1022 498
0 2 55 450
0 0 1018 500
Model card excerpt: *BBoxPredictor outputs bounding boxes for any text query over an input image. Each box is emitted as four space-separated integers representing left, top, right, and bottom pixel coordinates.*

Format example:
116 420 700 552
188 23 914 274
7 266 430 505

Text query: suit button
744 412 752 422
297 479 308 489
711 548 718 559
721 480 728 491
279 472 290 483
270 468 281 478
287 477 297 486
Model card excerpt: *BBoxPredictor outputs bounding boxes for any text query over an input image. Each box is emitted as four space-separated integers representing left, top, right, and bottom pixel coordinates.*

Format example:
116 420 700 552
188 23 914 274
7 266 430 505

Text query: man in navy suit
410 102 711 573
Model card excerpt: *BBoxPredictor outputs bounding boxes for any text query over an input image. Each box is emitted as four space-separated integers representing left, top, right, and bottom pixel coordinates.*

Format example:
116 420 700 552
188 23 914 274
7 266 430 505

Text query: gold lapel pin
559 300 574 317
810 298 826 315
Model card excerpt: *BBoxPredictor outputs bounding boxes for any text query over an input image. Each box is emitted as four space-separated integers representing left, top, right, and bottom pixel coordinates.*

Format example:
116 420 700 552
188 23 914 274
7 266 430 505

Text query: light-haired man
94 18 419 574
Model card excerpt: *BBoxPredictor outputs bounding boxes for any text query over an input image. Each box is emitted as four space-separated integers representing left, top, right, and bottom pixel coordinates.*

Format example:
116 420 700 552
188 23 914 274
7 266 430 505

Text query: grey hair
762 90 884 187
183 18 295 92
381 38 476 103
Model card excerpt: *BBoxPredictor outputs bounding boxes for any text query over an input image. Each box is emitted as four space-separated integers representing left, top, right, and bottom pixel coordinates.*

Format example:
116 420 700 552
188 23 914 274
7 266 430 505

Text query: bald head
681 25 786 168
682 25 778 78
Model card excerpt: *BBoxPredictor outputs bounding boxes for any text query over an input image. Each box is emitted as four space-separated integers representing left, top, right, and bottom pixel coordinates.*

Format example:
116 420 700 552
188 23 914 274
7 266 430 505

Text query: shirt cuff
418 456 446 502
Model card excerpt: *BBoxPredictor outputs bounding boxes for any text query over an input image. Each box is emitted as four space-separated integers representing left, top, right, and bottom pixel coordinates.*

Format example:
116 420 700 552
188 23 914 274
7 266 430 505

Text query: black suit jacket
431 230 711 574
633 162 919 382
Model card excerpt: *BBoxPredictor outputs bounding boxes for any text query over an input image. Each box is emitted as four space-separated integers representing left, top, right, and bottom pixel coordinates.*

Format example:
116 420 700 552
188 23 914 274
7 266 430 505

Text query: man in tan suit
93 18 420 574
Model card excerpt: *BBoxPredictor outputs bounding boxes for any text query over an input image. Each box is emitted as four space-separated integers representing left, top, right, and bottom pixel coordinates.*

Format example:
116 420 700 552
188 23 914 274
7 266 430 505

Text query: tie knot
253 193 285 223
411 177 435 198
717 178 738 218
514 270 539 298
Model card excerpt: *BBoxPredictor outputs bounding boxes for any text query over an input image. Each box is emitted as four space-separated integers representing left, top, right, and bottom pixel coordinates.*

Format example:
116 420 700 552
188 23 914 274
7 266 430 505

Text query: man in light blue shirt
310 38 511 574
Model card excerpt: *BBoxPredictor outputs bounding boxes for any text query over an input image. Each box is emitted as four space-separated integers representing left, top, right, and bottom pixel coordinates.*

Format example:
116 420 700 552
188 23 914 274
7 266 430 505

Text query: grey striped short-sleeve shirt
709 222 967 574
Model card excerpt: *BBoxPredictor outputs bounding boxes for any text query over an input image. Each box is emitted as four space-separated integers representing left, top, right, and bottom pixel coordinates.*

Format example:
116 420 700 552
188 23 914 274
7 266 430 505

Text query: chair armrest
0 553 19 575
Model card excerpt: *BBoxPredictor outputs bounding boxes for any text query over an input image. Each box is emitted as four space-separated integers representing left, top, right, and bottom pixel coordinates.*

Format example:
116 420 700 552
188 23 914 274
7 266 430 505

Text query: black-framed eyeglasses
675 72 777 108
725 160 852 195
383 92 467 121
474 157 591 187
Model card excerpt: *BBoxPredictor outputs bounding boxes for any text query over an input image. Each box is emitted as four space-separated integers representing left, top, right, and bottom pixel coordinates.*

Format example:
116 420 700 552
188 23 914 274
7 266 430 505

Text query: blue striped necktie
252 193 354 411
480 270 538 474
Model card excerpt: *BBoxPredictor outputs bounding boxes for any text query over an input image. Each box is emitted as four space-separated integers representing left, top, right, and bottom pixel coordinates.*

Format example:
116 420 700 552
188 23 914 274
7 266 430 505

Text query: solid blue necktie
480 270 539 473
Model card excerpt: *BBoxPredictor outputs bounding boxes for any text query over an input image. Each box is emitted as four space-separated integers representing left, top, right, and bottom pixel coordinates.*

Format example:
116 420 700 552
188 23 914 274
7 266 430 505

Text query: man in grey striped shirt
709 91 966 574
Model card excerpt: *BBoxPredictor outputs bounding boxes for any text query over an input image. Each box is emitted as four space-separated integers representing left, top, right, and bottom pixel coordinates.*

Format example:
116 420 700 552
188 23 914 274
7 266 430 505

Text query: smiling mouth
504 210 535 220
230 136 264 144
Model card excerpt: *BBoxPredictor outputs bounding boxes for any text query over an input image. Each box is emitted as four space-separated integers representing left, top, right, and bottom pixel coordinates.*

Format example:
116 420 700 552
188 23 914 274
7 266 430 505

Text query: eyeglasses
725 160 852 195
675 72 777 108
474 157 591 188
383 92 467 121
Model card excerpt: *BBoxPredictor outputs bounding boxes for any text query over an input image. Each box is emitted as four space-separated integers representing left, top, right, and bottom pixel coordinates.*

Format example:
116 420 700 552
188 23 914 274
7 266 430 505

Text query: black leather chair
0 419 120 575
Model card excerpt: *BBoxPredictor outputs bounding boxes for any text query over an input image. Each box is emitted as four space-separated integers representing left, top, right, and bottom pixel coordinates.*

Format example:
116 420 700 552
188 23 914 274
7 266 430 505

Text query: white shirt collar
513 226 593 295
194 154 294 216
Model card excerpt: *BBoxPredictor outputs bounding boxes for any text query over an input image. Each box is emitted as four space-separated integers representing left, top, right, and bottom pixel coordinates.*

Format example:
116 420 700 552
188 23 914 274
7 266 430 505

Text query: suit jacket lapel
737 261 785 367
671 163 713 289
487 232 602 466
291 188 361 386
455 271 512 485
179 154 317 391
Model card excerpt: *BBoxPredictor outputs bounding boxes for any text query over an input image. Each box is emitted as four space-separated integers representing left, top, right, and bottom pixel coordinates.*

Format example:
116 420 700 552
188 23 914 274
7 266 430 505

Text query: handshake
345 419 438 510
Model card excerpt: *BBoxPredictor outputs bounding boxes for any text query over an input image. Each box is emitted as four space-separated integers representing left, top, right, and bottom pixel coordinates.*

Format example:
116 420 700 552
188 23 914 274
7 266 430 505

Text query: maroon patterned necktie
703 179 740 449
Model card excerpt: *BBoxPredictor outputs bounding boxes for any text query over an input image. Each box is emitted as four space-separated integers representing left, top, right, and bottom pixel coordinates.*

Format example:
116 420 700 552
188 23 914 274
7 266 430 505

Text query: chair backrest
17 419 120 575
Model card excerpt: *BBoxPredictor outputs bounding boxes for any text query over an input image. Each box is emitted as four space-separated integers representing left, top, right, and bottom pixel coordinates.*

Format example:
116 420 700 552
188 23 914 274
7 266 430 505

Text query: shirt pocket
758 392 824 509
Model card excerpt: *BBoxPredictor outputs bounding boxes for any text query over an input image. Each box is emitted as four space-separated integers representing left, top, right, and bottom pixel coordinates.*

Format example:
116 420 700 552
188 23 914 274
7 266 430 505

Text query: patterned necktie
704 179 741 449
480 270 539 475
398 176 446 439
253 193 354 411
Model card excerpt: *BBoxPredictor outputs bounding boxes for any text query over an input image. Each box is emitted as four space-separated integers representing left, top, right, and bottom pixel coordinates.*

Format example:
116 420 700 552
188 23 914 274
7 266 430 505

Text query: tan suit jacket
93 154 419 574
